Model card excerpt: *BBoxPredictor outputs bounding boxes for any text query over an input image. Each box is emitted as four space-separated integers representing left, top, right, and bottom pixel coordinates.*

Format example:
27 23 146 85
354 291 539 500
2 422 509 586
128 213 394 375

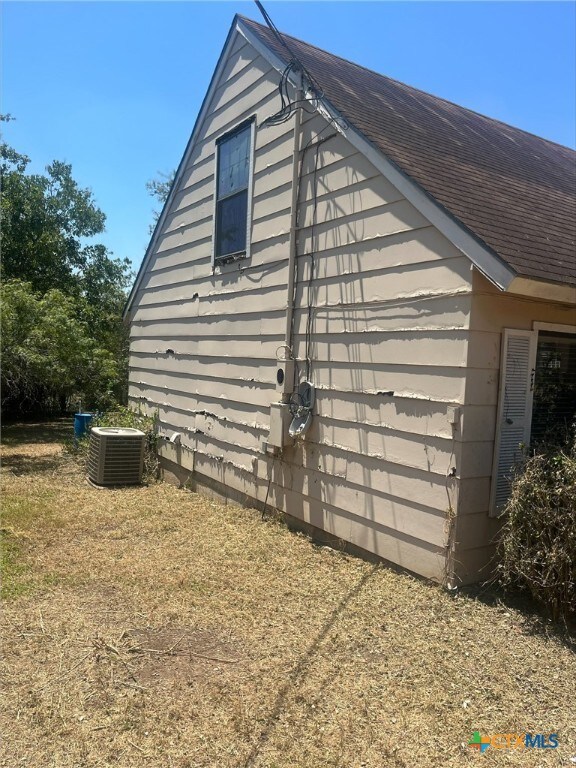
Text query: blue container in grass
74 413 93 440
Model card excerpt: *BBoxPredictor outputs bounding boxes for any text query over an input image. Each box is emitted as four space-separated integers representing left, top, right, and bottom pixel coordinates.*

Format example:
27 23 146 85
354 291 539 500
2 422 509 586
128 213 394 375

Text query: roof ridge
238 14 576 154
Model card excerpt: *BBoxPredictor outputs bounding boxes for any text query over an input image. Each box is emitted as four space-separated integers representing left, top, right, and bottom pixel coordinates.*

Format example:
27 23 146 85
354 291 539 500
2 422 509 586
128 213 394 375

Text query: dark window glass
216 192 248 257
216 124 251 258
531 332 576 448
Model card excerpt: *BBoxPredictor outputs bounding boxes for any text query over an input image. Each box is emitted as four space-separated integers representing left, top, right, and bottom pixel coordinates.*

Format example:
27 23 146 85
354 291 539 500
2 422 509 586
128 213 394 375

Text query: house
124 15 576 585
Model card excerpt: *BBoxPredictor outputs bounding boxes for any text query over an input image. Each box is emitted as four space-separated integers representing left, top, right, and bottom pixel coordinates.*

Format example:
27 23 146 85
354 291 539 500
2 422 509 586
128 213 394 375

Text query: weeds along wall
126 31 478 582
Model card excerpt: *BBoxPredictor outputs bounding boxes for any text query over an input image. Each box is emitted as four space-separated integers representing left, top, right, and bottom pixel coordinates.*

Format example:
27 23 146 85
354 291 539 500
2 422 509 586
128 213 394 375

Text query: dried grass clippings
1 421 575 767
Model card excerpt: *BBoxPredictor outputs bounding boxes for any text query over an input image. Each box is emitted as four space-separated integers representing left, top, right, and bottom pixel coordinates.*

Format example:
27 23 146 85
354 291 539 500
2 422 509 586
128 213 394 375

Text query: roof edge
237 18 517 291
238 15 576 155
123 15 244 319
507 276 576 304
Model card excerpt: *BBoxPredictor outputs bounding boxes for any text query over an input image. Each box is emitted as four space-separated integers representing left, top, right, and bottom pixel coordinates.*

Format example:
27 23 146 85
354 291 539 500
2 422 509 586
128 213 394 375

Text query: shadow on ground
1 452 67 476
460 583 576 653
242 563 409 768
1 419 74 447
1 420 75 476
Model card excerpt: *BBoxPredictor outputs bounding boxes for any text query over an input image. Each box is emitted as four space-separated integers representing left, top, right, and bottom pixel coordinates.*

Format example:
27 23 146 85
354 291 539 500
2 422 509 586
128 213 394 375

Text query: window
214 121 253 262
490 326 576 515
531 331 576 447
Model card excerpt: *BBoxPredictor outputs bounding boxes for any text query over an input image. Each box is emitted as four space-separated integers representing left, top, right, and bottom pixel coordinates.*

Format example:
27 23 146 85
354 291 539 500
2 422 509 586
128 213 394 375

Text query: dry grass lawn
1 421 575 768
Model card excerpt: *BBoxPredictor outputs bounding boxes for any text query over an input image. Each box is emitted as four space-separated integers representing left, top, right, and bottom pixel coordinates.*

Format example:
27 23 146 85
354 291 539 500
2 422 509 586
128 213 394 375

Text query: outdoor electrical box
275 360 295 394
447 406 461 426
268 402 292 449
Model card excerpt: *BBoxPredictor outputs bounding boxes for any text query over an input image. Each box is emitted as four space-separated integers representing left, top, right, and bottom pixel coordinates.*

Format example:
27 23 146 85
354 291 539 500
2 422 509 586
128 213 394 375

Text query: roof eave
506 275 576 304
127 16 562 319
238 17 517 292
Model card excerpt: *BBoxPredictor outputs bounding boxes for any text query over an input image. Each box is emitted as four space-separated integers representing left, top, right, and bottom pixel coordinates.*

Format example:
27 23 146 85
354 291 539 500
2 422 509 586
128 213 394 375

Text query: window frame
490 321 576 516
212 117 256 268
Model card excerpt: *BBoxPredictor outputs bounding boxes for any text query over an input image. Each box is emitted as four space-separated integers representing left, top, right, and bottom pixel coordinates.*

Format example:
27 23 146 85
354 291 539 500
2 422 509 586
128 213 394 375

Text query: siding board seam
135 284 472 311
190 437 451 515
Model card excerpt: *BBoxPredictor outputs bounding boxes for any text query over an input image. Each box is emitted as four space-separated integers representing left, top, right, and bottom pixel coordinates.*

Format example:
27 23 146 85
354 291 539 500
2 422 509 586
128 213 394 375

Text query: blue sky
3 1 575 272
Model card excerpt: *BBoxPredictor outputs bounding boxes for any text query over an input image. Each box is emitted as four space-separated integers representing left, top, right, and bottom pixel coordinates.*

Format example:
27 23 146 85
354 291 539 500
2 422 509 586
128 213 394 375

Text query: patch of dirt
120 627 243 685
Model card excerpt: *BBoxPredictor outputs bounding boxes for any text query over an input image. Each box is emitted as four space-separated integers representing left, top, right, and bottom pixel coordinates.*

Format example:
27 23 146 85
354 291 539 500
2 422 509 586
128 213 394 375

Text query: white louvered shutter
489 329 537 516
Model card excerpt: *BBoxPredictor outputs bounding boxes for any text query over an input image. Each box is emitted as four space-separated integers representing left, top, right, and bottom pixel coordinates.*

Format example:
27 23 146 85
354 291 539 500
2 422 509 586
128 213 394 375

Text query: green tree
146 169 175 233
0 119 132 416
1 153 114 294
1 281 120 415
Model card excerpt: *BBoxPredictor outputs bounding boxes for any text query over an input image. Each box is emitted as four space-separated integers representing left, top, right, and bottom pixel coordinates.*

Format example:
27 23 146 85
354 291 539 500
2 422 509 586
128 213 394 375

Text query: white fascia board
508 276 576 305
238 19 516 292
123 21 243 319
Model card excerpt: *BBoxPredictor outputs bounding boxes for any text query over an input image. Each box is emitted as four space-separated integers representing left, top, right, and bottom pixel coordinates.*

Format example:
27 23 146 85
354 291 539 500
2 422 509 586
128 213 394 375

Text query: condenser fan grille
88 428 146 486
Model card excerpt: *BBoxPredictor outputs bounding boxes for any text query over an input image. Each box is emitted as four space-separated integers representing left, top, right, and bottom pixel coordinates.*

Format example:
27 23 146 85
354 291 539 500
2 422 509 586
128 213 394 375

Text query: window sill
214 251 247 267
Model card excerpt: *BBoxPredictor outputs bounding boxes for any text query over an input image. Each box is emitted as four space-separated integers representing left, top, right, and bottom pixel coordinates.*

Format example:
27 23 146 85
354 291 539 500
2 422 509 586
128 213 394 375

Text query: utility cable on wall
290 132 337 385
304 141 321 380
254 0 326 97
252 2 346 438
254 0 347 134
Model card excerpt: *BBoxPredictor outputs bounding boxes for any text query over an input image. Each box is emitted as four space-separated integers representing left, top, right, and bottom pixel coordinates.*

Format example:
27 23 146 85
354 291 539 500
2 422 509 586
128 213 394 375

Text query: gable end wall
128 35 477 582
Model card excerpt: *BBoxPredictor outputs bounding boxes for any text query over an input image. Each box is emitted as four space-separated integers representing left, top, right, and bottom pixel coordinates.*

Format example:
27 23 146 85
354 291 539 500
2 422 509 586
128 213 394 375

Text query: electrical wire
301 123 338 154
255 1 334 130
254 1 300 64
254 0 351 164
261 457 276 519
287 132 338 385
304 141 321 380
252 3 358 392
262 62 299 127
260 64 323 128
254 0 326 99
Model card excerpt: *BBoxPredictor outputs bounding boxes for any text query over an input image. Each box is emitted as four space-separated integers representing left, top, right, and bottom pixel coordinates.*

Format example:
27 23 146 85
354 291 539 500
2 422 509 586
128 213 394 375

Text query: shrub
497 437 576 622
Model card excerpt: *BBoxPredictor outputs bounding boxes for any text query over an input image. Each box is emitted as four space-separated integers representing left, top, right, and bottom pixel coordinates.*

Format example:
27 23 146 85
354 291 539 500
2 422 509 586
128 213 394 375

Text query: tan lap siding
128 34 474 581
453 271 576 584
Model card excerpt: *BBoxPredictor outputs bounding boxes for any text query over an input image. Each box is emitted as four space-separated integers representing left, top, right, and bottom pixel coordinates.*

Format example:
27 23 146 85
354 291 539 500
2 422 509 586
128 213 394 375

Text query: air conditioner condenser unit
88 427 146 486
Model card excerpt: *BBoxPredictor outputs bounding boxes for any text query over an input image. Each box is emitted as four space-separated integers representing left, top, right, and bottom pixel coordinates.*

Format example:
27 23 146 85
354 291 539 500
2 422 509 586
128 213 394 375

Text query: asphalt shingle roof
241 17 576 287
